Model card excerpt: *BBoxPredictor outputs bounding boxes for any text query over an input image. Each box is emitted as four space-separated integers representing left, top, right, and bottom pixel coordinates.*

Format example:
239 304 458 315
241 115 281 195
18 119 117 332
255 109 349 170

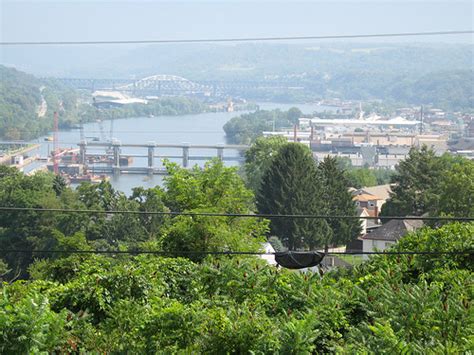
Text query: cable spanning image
1 206 473 221
1 30 472 46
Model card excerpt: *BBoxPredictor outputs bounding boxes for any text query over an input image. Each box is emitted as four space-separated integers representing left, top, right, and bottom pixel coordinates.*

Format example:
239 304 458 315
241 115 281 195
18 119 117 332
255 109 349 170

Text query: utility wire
0 206 473 221
1 30 472 46
0 249 472 256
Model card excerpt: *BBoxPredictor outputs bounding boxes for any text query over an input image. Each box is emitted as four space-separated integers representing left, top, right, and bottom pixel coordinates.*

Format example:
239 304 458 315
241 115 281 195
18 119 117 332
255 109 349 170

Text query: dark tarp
275 251 325 269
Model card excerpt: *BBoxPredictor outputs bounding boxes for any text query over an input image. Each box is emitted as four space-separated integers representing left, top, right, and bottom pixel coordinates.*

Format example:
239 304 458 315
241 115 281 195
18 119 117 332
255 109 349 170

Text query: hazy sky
2 1 473 43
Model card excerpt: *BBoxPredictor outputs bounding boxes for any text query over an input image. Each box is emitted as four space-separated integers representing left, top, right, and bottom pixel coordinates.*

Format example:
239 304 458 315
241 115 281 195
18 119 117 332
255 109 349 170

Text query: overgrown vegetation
0 144 473 352
1 222 472 352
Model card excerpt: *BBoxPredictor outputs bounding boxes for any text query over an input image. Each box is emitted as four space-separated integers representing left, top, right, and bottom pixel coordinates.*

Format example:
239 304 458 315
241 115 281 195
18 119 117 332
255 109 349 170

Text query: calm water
26 102 333 194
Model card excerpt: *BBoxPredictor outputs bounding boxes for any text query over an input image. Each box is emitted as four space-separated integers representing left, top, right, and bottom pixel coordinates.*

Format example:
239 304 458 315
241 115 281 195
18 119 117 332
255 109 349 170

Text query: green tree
435 160 474 218
317 156 361 250
52 174 67 196
256 143 323 250
286 107 303 124
161 159 268 259
163 159 255 213
381 146 442 218
243 136 288 192
345 168 377 188
0 169 58 277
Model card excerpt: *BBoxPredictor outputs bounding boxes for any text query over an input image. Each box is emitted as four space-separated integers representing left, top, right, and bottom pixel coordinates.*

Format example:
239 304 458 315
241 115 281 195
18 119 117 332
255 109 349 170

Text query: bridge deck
84 142 249 150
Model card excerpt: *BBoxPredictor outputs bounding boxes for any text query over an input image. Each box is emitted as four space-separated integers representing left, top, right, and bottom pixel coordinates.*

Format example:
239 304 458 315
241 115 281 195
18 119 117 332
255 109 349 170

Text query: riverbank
19 102 331 194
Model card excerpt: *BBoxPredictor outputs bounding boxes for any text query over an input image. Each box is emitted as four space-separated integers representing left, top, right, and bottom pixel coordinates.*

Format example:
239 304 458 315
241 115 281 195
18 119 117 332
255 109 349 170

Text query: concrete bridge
79 141 249 175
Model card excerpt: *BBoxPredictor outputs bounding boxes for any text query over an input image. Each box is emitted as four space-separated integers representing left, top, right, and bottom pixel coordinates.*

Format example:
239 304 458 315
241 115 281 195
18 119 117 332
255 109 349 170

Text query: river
27 102 334 194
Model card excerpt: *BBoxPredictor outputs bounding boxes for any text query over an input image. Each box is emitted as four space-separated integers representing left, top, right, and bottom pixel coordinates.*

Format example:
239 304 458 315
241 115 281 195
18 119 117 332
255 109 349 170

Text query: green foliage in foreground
0 160 266 278
1 223 472 353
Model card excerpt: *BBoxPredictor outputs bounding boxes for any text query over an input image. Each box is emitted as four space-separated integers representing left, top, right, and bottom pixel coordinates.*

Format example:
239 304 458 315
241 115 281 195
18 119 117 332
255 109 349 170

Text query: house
357 207 370 235
361 218 424 259
357 184 392 203
352 193 383 217
352 184 392 219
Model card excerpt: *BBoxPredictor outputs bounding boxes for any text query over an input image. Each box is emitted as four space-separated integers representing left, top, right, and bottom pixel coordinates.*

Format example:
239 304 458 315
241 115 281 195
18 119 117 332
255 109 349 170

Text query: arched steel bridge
51 75 305 96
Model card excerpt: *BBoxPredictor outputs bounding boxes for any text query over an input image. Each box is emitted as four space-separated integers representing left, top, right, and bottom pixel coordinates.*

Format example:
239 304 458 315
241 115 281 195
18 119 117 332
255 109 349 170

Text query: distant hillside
0 66 209 141
325 69 474 109
0 66 43 139
2 44 473 110
0 65 80 140
99 43 474 109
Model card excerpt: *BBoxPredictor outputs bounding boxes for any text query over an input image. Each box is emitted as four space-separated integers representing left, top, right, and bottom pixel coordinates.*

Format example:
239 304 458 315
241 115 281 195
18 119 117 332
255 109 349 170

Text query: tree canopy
1 221 472 353
381 146 474 220
317 156 361 250
0 160 266 277
243 135 289 192
0 149 473 352
256 143 322 250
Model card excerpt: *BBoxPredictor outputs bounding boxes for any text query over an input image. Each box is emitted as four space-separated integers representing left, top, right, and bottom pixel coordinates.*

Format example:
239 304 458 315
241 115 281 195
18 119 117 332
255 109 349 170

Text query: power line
0 249 472 256
0 206 473 221
1 30 472 46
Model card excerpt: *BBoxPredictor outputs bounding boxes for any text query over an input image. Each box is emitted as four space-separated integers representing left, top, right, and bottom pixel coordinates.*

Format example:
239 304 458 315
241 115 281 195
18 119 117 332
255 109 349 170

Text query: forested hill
0 66 208 141
0 65 43 139
0 65 79 140
327 69 474 109
3 44 472 111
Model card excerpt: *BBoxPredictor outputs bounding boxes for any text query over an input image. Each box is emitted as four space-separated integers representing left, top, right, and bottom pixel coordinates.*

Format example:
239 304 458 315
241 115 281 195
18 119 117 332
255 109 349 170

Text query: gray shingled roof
361 218 423 241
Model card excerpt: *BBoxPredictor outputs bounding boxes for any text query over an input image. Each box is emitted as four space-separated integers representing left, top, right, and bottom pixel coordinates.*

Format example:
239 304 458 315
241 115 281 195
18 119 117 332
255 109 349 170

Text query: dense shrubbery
0 145 472 352
1 223 472 352
0 160 267 278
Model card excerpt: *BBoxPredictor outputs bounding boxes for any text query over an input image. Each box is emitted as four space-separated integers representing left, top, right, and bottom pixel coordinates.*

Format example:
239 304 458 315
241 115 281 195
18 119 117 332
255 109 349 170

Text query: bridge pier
147 142 155 174
182 143 190 168
112 141 121 175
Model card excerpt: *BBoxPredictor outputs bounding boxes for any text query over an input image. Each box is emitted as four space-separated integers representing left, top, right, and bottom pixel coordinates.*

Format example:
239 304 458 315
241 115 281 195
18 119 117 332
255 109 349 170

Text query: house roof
361 218 423 241
358 184 392 201
353 193 382 202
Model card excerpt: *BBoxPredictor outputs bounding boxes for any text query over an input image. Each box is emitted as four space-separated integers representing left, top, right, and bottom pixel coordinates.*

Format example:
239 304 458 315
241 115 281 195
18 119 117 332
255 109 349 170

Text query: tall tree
317 156 361 251
256 143 324 250
244 136 288 193
381 146 442 218
161 159 268 259
433 159 474 218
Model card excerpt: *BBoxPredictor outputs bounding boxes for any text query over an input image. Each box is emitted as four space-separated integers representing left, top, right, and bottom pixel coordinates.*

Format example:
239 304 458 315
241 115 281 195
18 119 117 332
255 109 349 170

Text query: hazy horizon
1 1 472 77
